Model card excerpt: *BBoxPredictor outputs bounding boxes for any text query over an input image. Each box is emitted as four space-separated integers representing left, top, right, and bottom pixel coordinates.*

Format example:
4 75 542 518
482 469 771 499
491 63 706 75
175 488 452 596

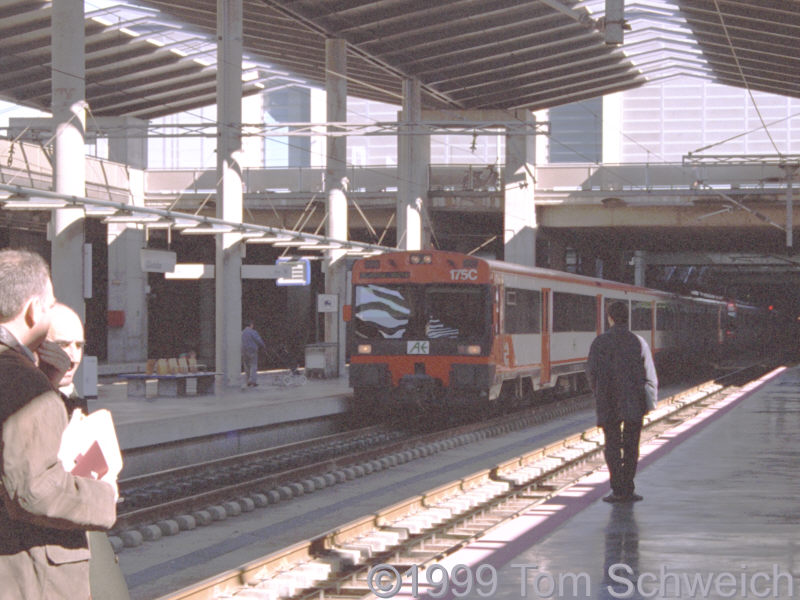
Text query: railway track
153 363 775 600
112 393 596 542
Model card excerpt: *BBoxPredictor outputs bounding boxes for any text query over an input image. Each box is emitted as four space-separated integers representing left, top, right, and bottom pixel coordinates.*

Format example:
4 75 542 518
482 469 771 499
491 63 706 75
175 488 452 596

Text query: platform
399 365 800 600
87 369 352 454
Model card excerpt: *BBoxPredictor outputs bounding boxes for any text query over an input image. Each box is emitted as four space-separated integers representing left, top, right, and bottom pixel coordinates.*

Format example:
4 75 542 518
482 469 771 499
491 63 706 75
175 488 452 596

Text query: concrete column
215 0 244 389
504 109 537 267
786 165 794 250
324 38 348 378
105 116 149 366
602 92 624 164
107 225 147 363
198 279 215 368
51 0 86 316
397 78 429 250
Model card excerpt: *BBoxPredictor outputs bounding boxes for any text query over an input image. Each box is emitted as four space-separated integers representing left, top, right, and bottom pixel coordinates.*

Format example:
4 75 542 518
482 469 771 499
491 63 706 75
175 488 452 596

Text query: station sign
140 248 177 273
276 257 311 286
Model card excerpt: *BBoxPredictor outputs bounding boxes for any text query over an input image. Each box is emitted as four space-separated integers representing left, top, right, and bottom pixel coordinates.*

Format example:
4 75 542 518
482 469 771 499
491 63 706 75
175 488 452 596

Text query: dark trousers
602 419 643 497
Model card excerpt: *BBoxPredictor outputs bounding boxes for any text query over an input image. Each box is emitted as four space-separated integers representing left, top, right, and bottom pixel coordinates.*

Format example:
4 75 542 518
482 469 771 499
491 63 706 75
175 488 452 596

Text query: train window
353 284 412 339
425 286 487 339
553 292 596 332
656 303 672 331
505 288 541 334
353 284 488 340
631 301 652 330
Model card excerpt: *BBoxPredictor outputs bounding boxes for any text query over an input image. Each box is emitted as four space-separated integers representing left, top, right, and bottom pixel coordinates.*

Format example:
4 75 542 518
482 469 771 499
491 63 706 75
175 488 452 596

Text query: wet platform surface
397 365 800 600
88 369 352 452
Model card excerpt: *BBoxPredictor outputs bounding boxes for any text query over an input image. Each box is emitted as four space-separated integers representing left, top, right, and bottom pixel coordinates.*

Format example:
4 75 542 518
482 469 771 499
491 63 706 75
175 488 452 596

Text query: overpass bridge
2 136 799 297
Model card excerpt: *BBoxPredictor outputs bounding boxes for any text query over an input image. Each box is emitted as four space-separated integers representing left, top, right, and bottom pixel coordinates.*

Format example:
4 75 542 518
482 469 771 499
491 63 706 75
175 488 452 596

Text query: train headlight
409 253 433 264
357 344 373 354
458 344 481 355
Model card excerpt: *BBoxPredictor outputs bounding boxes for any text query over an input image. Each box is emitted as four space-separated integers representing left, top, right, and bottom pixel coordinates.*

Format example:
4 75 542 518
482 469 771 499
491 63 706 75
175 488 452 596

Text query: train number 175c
450 268 478 281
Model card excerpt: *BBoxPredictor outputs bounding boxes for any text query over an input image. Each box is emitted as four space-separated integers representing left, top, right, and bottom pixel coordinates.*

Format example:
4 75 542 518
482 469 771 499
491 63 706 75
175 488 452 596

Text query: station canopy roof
0 0 799 120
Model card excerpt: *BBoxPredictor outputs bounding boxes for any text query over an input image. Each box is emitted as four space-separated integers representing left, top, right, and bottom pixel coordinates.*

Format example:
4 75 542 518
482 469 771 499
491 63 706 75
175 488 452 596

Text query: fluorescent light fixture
103 212 162 223
3 195 70 210
142 218 176 229
244 236 293 244
83 204 119 216
273 239 316 247
180 224 236 234
299 243 344 250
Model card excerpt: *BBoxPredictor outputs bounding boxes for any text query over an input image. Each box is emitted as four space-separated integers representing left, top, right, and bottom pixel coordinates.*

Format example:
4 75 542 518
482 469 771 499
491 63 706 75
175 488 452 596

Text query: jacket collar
0 325 36 364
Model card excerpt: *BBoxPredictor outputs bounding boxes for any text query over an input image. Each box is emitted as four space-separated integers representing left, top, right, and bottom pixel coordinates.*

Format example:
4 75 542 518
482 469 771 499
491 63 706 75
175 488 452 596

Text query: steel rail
113 394 595 532
155 366 772 600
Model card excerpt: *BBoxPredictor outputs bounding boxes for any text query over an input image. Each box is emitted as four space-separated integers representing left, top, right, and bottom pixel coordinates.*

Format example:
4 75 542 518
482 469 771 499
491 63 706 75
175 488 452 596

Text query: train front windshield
354 283 488 340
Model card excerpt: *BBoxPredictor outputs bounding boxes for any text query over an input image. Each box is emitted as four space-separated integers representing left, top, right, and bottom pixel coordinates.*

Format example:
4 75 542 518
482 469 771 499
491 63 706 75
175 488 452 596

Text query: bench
119 372 219 398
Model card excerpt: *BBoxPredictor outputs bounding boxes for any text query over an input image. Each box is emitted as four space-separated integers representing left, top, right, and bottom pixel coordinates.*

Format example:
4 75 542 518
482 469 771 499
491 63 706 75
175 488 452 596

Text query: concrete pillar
107 226 147 363
324 38 348 378
198 279 215 368
504 109 537 267
106 125 148 365
215 0 244 389
786 165 794 250
602 92 624 164
51 0 86 317
105 116 149 170
397 78 429 250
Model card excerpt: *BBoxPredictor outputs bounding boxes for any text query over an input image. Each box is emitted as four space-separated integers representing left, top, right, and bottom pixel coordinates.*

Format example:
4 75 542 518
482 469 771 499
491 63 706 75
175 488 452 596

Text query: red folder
71 440 109 479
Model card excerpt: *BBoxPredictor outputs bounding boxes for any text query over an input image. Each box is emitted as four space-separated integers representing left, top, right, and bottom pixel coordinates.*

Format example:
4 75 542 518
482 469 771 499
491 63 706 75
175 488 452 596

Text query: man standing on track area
587 300 658 504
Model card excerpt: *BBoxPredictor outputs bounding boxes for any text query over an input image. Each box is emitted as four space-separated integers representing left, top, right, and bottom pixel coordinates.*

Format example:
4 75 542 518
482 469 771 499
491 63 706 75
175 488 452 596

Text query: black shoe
621 493 643 502
603 494 624 503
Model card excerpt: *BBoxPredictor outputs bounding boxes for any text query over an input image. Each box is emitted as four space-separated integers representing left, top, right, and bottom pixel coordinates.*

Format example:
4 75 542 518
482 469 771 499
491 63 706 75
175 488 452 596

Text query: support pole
504 109 537 267
325 39 348 378
51 0 86 317
397 78 429 250
215 0 244 389
786 164 794 251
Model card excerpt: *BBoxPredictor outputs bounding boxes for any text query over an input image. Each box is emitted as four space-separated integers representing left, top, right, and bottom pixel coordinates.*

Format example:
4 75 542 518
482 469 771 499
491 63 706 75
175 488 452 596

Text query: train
345 249 775 412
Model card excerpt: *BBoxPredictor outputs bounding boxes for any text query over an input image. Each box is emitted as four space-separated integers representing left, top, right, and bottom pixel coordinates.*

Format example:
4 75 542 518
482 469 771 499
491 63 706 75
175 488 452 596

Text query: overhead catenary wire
711 0 781 157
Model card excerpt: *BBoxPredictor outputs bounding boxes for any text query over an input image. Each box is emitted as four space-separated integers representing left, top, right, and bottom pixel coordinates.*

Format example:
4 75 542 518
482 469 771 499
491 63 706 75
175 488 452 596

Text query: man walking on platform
242 320 266 387
587 301 658 504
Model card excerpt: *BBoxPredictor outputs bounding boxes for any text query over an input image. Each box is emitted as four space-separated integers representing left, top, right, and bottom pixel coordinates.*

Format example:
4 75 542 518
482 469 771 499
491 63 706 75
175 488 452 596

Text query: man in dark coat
586 301 658 503
0 249 117 599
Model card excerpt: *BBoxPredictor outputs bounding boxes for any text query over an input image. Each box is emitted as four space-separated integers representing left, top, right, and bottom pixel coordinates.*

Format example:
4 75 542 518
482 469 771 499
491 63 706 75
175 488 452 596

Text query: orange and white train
345 250 770 410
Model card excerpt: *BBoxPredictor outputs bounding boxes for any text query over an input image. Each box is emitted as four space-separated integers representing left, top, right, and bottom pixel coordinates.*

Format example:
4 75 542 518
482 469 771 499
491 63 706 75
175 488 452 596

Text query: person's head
46 303 85 387
0 249 55 349
607 301 629 326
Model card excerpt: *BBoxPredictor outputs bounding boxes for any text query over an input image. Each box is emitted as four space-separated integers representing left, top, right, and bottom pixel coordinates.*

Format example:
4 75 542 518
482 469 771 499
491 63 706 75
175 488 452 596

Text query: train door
541 288 551 386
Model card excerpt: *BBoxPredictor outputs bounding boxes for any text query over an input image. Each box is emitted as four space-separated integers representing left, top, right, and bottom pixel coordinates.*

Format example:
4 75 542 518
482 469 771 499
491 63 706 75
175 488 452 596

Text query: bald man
42 303 86 406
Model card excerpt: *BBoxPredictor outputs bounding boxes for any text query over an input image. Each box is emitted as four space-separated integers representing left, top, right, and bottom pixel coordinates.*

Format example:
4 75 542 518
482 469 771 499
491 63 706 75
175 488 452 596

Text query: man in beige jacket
0 249 117 599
